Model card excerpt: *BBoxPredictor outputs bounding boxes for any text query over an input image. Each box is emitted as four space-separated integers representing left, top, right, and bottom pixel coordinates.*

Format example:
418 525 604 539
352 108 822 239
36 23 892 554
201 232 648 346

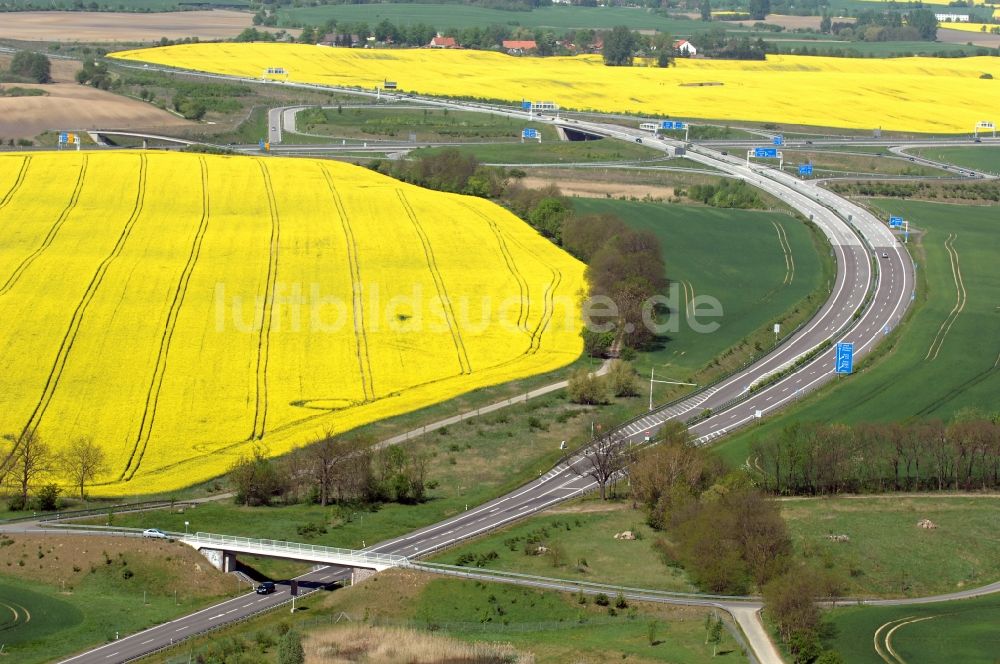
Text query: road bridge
181 531 407 580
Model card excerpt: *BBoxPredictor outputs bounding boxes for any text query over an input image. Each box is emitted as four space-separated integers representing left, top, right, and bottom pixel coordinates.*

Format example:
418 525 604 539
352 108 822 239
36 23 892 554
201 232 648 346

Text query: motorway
54 71 934 663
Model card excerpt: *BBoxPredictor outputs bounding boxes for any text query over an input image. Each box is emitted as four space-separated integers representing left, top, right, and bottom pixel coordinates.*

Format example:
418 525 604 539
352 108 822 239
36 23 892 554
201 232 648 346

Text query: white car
142 528 169 539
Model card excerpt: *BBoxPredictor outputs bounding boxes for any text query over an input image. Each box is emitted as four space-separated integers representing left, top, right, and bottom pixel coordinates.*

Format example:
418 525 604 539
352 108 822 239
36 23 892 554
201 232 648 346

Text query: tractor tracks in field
18 154 148 445
459 201 530 334
321 165 375 402
0 156 87 298
397 189 472 375
771 219 795 285
121 157 211 482
873 615 939 664
251 160 281 441
925 233 966 362
0 155 31 210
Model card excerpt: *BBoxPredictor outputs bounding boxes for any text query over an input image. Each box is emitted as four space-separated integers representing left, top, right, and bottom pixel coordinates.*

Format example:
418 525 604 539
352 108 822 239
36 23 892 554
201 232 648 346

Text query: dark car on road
256 582 275 595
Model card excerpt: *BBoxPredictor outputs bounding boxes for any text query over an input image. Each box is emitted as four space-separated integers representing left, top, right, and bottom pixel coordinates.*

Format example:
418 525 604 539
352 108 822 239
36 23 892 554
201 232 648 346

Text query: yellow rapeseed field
939 21 1000 34
110 44 999 133
0 152 584 495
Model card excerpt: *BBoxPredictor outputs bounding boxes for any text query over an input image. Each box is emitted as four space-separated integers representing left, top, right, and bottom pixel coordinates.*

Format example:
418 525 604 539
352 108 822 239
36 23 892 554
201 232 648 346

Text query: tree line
752 417 1000 495
1 431 107 510
227 434 429 508
576 421 843 663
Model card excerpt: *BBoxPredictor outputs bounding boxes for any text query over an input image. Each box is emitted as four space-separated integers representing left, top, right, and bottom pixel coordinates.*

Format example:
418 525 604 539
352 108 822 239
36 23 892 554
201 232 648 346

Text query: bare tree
6 430 52 509
60 437 107 501
308 430 357 506
571 428 632 500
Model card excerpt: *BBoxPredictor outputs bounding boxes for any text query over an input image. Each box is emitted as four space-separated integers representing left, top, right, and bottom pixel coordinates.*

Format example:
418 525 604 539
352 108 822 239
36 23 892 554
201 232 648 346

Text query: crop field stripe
121 157 210 481
501 231 562 355
0 155 30 210
924 233 966 362
772 219 795 285
0 156 87 297
458 201 530 333
252 159 281 440
396 189 472 374
17 154 147 446
321 165 374 401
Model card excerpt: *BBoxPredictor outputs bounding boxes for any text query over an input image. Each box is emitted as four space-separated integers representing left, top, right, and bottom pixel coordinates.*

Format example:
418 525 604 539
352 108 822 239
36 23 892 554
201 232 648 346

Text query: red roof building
429 36 458 48
502 39 537 53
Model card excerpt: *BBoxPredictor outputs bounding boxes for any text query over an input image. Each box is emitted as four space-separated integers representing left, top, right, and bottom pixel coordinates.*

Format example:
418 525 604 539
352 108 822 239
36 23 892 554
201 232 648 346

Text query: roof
503 40 537 50
430 36 457 47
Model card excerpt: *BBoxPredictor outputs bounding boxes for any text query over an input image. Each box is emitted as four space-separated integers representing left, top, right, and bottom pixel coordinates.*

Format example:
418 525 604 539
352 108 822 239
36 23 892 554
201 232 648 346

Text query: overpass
181 531 408 582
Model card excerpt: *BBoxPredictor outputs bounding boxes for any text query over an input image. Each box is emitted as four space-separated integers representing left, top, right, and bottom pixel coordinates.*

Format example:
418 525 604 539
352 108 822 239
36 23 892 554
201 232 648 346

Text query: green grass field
780 149 948 177
825 594 1000 664
0 566 225 663
715 200 1000 467
297 106 541 143
0 580 83 647
435 494 1000 599
412 136 662 164
782 495 1000 598
430 502 695 592
572 200 827 385
765 39 988 57
279 4 706 35
912 146 1000 174
148 568 743 664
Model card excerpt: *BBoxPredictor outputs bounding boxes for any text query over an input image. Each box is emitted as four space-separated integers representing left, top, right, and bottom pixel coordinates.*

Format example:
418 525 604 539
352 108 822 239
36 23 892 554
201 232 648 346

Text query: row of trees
684 178 766 209
569 421 840 661
1 431 107 509
227 435 428 508
752 417 1000 495
3 51 51 84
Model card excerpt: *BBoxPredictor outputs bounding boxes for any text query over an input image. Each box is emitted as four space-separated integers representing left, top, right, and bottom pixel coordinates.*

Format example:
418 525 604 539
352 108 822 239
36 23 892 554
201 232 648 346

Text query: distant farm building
674 39 697 56
935 13 970 22
503 39 537 55
430 36 458 48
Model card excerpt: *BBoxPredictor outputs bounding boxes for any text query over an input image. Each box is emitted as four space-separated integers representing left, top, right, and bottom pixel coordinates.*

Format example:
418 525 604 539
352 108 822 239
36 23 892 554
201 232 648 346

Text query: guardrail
0 500 199 524
185 532 408 567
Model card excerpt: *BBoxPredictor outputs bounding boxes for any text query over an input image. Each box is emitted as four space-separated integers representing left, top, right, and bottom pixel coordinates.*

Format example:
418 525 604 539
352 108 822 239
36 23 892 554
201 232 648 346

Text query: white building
673 39 697 56
935 13 971 22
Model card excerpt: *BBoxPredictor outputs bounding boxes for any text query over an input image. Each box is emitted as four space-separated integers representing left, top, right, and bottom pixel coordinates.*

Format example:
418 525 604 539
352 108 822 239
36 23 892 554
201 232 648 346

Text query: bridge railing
187 531 407 567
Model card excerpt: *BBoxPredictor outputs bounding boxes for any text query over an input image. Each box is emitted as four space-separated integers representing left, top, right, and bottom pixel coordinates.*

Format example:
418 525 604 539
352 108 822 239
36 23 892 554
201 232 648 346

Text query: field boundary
251 160 282 440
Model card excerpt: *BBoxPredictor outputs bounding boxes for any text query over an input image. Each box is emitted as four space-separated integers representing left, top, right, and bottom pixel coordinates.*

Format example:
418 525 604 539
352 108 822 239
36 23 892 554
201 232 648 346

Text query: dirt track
0 9 286 42
521 175 675 200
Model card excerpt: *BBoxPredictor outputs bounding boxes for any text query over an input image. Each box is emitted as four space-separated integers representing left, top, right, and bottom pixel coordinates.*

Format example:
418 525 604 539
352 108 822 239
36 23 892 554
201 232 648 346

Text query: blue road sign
521 101 532 110
754 147 778 158
889 216 904 229
59 132 68 144
522 128 538 139
835 342 854 375
660 121 674 129
798 164 813 176
773 135 784 146
674 121 686 129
